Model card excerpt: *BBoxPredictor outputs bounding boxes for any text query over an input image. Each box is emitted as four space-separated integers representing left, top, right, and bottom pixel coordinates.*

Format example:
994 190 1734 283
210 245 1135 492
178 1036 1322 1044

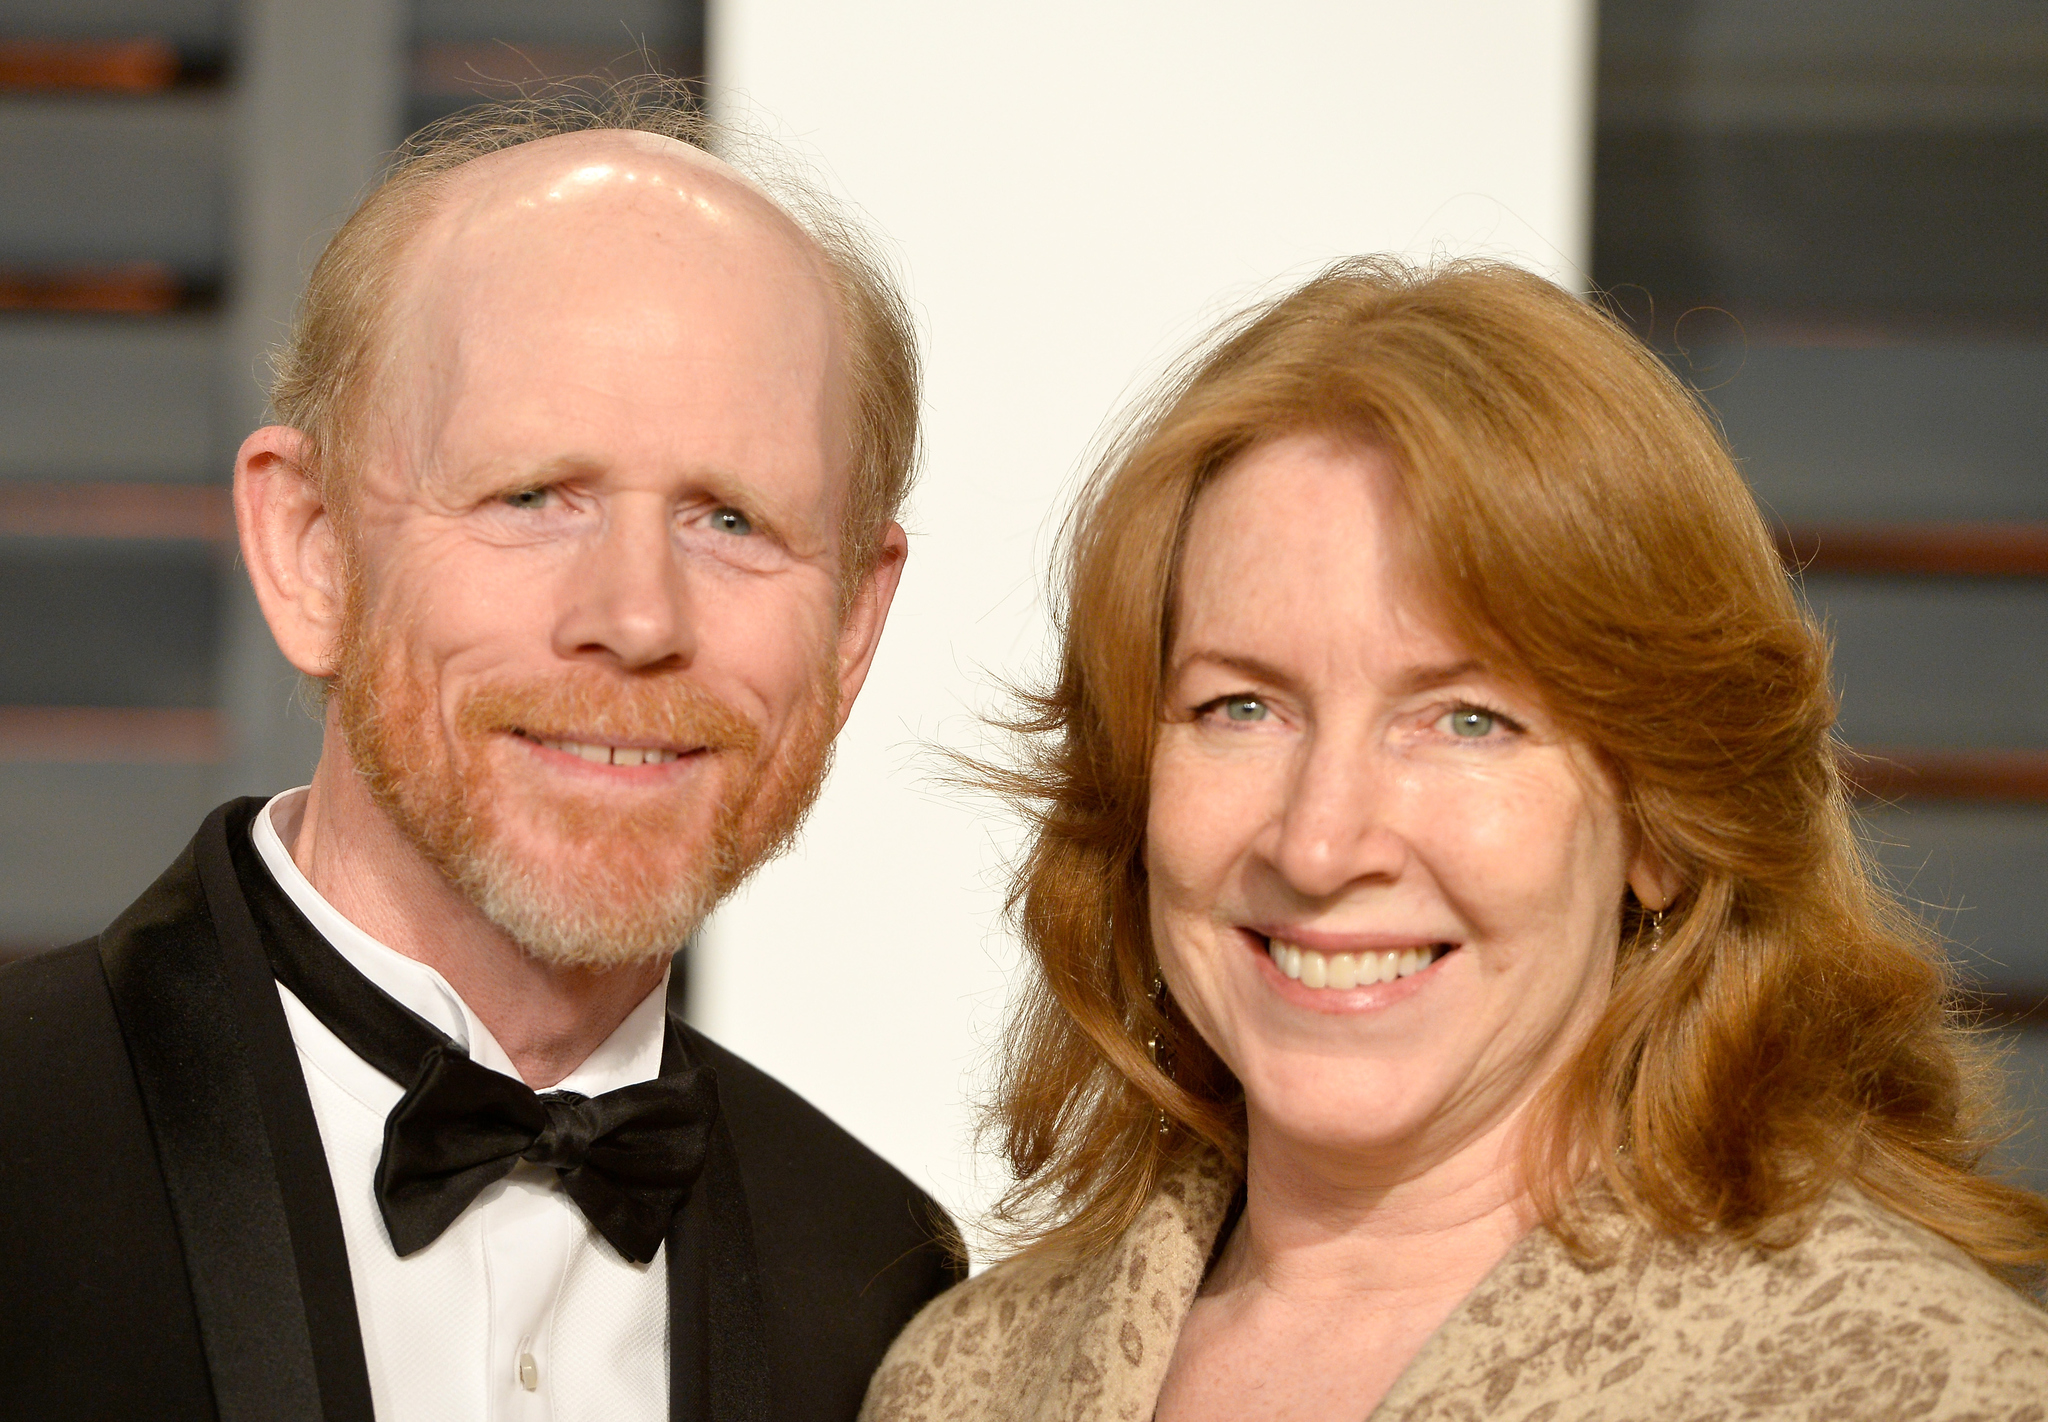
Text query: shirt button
518 1352 539 1391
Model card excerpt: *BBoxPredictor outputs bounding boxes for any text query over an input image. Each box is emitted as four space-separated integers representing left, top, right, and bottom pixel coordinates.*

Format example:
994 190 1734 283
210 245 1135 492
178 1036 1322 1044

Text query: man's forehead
354 128 850 518
374 127 843 427
413 129 817 278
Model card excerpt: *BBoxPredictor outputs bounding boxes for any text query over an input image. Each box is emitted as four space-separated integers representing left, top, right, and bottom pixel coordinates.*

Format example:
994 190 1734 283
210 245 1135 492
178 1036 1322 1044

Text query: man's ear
235 425 348 677
830 520 910 730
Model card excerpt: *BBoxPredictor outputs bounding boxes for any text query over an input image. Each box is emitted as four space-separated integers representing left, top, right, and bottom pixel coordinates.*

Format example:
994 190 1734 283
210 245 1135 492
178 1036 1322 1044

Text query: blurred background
0 0 2041 1236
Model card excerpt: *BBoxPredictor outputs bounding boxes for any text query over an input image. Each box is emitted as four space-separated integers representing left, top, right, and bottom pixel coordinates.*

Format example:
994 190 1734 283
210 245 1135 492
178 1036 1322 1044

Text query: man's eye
710 507 754 536
1219 696 1268 722
502 488 550 510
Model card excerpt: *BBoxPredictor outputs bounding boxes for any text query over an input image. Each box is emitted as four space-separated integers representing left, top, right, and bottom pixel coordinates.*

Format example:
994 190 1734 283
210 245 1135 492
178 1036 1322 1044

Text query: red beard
332 611 837 969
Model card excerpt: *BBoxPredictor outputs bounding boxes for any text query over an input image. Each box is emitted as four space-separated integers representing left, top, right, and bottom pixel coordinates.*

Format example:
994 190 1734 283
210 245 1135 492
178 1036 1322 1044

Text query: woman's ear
1627 843 1684 914
235 425 348 677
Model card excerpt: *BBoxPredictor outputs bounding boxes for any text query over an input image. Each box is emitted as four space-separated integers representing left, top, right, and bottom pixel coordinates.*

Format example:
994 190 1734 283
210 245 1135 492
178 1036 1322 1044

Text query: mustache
455 669 761 756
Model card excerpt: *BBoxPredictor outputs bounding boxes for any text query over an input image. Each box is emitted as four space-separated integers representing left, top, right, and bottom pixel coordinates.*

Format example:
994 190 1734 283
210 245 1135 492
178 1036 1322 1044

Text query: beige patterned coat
861 1152 2048 1421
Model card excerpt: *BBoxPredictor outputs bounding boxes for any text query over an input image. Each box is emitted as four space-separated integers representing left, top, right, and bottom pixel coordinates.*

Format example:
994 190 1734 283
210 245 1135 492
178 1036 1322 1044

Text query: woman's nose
1267 733 1411 900
550 498 697 671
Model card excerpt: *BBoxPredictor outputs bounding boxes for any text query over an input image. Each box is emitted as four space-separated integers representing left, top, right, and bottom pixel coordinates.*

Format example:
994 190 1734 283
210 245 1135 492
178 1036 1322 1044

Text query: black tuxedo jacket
0 801 960 1421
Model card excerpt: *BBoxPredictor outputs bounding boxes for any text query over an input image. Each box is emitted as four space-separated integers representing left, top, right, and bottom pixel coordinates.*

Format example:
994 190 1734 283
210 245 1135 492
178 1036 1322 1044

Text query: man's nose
551 497 697 671
1266 730 1411 900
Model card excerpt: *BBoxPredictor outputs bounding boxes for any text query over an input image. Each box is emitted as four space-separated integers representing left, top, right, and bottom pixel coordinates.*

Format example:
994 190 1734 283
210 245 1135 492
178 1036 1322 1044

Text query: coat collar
100 798 374 1422
867 1146 2048 1422
101 798 770 1422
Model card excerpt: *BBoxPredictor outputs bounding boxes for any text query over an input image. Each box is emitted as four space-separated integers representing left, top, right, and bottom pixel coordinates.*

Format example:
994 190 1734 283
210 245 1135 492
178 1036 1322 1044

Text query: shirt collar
251 787 669 1094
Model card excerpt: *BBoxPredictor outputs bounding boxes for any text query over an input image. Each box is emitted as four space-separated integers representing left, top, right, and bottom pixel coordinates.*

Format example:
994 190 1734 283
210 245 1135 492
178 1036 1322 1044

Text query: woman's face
1148 432 1653 1173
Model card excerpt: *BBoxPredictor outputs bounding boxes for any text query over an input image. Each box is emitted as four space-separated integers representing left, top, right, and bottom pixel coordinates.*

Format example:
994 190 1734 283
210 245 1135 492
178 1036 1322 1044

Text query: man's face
328 136 863 968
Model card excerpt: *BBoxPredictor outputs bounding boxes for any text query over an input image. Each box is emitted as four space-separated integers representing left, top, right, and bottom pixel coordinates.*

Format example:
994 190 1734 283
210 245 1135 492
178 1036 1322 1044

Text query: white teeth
536 737 681 766
1269 939 1444 990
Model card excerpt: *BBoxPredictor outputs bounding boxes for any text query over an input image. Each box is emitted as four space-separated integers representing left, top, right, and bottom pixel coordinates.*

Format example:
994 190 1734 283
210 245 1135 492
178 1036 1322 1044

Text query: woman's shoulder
1674 1186 2048 1413
1759 1186 2048 1360
1386 1185 2048 1421
858 1151 1240 1422
856 1248 1088 1422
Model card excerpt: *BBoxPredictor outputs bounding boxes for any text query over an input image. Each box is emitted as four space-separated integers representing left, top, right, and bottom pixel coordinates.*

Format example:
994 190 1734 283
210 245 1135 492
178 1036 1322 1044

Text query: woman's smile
1260 930 1454 988
1146 431 1646 1163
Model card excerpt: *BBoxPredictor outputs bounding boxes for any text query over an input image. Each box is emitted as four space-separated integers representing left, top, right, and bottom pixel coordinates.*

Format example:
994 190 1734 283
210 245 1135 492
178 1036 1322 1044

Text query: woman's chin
1239 1064 1458 1165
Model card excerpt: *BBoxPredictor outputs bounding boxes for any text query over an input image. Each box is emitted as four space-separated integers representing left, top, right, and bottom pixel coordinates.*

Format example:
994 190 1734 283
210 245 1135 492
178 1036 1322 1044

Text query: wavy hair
984 256 2048 1287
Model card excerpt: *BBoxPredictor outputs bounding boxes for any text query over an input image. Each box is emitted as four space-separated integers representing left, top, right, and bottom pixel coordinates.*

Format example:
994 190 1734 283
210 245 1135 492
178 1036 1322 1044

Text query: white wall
697 0 1594 1246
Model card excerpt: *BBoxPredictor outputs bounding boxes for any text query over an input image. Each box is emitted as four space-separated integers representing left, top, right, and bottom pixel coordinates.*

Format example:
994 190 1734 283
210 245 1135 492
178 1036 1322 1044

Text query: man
0 88 956 1421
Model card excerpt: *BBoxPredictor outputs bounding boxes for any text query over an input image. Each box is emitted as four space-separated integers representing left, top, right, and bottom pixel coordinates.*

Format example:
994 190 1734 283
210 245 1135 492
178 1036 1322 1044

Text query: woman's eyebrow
1166 649 1302 693
1389 658 1486 695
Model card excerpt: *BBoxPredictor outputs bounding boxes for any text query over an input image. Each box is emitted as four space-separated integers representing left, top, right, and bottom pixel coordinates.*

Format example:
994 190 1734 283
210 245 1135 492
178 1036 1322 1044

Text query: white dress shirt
253 788 670 1422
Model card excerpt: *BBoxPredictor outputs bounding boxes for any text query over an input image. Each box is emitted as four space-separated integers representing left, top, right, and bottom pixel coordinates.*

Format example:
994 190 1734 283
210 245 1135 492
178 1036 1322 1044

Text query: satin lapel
100 800 374 1422
666 1015 772 1422
212 799 379 1421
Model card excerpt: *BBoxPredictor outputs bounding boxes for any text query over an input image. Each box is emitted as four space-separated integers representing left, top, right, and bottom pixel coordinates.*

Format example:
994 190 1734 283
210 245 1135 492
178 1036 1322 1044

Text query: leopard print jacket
860 1151 2048 1422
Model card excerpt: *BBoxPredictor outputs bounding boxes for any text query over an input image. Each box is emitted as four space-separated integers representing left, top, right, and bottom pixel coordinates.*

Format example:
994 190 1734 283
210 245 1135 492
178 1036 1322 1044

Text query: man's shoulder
0 938 141 1084
0 937 111 1019
687 1025 961 1261
685 1027 963 1418
0 942 219 1416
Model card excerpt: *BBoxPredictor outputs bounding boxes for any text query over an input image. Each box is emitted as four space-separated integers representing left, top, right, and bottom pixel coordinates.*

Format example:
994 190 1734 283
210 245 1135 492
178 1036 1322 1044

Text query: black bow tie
249 871 718 1262
375 1034 717 1262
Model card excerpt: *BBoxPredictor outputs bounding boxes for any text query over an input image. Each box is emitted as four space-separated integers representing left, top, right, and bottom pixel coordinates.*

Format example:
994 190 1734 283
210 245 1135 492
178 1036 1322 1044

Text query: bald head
366 132 848 534
406 128 829 314
266 86 919 580
232 109 918 975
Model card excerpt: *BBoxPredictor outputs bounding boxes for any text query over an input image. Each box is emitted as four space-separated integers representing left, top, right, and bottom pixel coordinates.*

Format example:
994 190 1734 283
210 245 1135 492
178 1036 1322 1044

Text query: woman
863 258 2048 1420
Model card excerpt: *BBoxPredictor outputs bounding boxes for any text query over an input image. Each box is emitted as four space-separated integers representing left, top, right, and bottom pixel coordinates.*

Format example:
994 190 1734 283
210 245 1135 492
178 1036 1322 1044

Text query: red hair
983 256 2048 1287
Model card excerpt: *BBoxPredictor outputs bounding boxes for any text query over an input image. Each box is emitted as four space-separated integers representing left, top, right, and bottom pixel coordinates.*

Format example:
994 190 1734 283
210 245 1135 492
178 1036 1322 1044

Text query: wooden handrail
0 707 222 764
1778 523 2048 578
1842 746 2048 804
0 263 183 314
0 483 230 541
0 37 179 92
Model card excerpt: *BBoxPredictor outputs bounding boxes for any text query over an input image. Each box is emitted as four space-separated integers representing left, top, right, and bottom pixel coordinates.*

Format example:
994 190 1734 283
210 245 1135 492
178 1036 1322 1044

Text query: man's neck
285 750 668 1090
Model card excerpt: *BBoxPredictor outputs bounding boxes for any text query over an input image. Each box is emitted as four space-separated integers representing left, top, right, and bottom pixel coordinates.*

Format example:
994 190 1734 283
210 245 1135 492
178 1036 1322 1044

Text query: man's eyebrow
473 454 600 491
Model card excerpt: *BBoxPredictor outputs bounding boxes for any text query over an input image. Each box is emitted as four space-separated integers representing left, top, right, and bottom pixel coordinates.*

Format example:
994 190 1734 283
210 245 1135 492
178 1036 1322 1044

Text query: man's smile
508 728 709 768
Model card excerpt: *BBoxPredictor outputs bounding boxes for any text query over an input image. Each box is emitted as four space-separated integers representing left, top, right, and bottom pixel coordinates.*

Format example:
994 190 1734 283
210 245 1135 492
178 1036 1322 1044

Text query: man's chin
454 841 727 971
434 798 720 960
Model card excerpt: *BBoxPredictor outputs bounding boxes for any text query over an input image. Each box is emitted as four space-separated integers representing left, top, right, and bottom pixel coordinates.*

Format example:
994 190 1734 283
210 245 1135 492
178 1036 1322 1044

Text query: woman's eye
1447 707 1497 738
503 488 550 510
1220 696 1269 722
710 507 754 536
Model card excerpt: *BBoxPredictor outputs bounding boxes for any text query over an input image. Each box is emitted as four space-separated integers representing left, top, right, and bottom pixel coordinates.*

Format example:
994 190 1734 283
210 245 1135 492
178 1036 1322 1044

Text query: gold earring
1146 974 1173 1137
1650 909 1665 953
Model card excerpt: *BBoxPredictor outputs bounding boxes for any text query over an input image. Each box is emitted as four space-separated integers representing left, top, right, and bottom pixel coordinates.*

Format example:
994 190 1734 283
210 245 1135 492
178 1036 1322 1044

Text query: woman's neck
1155 1110 1541 1422
1212 1112 1536 1307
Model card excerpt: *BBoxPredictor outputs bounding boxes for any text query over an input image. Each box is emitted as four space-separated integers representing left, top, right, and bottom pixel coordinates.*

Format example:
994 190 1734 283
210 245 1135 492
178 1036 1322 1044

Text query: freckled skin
1151 434 1636 1168
352 133 854 846
1148 433 1668 1421
234 132 906 1085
